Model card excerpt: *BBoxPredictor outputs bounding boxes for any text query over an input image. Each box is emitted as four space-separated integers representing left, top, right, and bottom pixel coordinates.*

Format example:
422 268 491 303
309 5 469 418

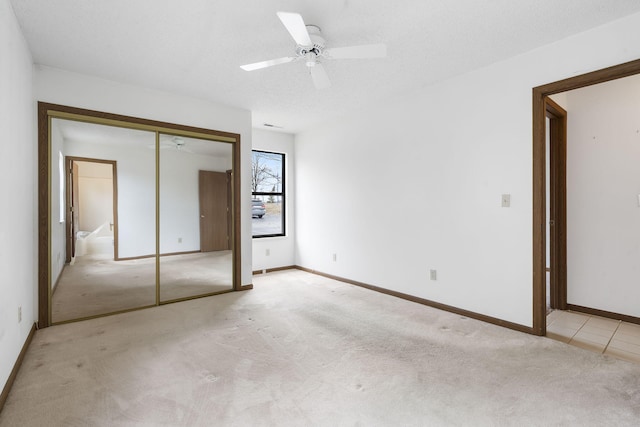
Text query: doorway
532 58 640 336
65 157 117 263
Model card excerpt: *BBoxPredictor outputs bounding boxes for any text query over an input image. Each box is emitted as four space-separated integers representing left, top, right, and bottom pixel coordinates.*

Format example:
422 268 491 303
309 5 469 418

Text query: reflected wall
159 134 233 302
51 119 157 323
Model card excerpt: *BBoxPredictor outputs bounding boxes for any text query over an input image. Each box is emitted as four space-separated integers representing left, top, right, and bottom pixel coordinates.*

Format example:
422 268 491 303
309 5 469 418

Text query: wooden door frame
545 98 567 311
38 102 243 328
65 157 119 262
68 161 79 263
226 170 232 250
532 58 640 336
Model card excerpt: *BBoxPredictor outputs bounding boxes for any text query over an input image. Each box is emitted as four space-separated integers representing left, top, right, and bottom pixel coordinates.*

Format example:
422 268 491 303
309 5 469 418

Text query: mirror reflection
159 134 233 301
51 118 156 323
49 117 235 324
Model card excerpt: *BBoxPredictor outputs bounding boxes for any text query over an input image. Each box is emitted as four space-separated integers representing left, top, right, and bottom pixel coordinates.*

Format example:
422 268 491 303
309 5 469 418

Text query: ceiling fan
165 137 194 153
148 137 194 153
240 11 387 89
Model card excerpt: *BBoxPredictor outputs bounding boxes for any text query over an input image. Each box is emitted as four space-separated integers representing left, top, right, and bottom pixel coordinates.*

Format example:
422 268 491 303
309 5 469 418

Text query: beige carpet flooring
3 269 640 426
52 251 232 323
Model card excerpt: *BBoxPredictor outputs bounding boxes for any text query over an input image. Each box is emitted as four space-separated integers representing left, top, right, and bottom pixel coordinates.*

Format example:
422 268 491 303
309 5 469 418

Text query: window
252 150 285 237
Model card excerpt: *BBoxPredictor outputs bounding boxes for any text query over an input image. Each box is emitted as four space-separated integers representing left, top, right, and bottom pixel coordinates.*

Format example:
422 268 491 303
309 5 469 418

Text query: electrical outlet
332 253 337 262
266 248 270 256
429 270 437 281
178 237 182 243
18 306 22 323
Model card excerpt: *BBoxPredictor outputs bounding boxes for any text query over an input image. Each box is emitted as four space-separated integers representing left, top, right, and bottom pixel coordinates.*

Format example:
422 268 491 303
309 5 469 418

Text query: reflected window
252 150 285 237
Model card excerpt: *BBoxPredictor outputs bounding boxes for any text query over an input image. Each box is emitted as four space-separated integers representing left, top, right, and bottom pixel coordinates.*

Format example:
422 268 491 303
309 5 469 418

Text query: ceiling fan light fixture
172 137 186 150
305 52 317 67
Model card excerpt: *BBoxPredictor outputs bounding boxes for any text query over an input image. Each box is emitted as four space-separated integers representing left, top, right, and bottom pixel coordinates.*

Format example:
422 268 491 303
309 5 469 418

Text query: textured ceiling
11 0 640 133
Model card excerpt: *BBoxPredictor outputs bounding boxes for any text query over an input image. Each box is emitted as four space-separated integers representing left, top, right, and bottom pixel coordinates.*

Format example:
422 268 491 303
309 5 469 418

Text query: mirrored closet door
50 119 157 323
158 133 233 302
41 104 239 326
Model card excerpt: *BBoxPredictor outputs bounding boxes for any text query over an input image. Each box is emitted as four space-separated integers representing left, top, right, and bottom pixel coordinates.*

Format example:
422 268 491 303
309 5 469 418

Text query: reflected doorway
65 158 117 263
51 119 157 323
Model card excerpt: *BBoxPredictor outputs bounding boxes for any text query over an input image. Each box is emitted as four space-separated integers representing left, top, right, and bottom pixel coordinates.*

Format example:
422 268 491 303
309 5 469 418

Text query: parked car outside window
252 199 266 218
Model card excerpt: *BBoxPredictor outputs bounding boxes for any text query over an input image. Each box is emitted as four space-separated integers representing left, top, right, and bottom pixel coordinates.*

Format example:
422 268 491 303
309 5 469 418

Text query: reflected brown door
72 162 80 258
65 160 80 262
199 170 229 251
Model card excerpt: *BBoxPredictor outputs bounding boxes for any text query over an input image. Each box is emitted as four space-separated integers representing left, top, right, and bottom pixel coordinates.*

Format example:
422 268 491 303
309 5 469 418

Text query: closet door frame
38 102 242 327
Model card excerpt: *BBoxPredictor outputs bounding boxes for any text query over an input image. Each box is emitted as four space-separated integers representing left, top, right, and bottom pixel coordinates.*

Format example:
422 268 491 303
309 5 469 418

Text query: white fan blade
324 43 387 59
277 11 312 46
240 57 296 71
310 63 331 89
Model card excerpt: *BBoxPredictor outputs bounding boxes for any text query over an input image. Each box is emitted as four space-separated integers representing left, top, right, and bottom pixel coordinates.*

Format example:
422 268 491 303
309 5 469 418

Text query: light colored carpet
3 269 640 426
52 251 232 323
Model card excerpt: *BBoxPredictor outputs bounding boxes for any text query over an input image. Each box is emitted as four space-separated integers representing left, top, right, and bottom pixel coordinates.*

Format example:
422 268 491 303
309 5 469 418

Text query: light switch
501 194 511 208
637 194 640 207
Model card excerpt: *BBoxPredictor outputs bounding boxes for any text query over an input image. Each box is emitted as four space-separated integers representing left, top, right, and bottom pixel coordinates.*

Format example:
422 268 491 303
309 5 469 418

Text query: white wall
35 66 253 285
50 120 66 285
160 148 231 254
252 129 295 271
295 12 640 328
64 138 156 258
65 133 232 258
77 162 113 233
0 0 35 393
565 75 640 317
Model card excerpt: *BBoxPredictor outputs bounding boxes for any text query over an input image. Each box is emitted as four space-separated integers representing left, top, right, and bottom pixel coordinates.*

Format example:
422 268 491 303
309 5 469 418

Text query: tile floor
547 310 640 364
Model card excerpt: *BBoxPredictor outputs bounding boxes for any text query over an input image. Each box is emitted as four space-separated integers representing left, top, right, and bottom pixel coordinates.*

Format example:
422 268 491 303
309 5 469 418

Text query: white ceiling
55 118 154 147
11 0 640 134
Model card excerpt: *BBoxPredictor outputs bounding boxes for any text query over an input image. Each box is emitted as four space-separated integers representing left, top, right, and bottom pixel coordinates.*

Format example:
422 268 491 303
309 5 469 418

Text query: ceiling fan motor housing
296 25 325 67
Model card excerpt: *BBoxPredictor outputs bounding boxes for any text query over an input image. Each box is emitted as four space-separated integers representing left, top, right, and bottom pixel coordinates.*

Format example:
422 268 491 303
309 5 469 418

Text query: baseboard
266 265 296 273
116 250 202 262
567 304 640 325
239 284 254 291
0 323 37 413
51 264 65 297
253 265 297 275
294 266 536 335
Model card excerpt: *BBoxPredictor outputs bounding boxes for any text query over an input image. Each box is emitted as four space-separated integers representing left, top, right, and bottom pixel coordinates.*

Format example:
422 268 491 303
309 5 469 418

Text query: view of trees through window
252 150 284 237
